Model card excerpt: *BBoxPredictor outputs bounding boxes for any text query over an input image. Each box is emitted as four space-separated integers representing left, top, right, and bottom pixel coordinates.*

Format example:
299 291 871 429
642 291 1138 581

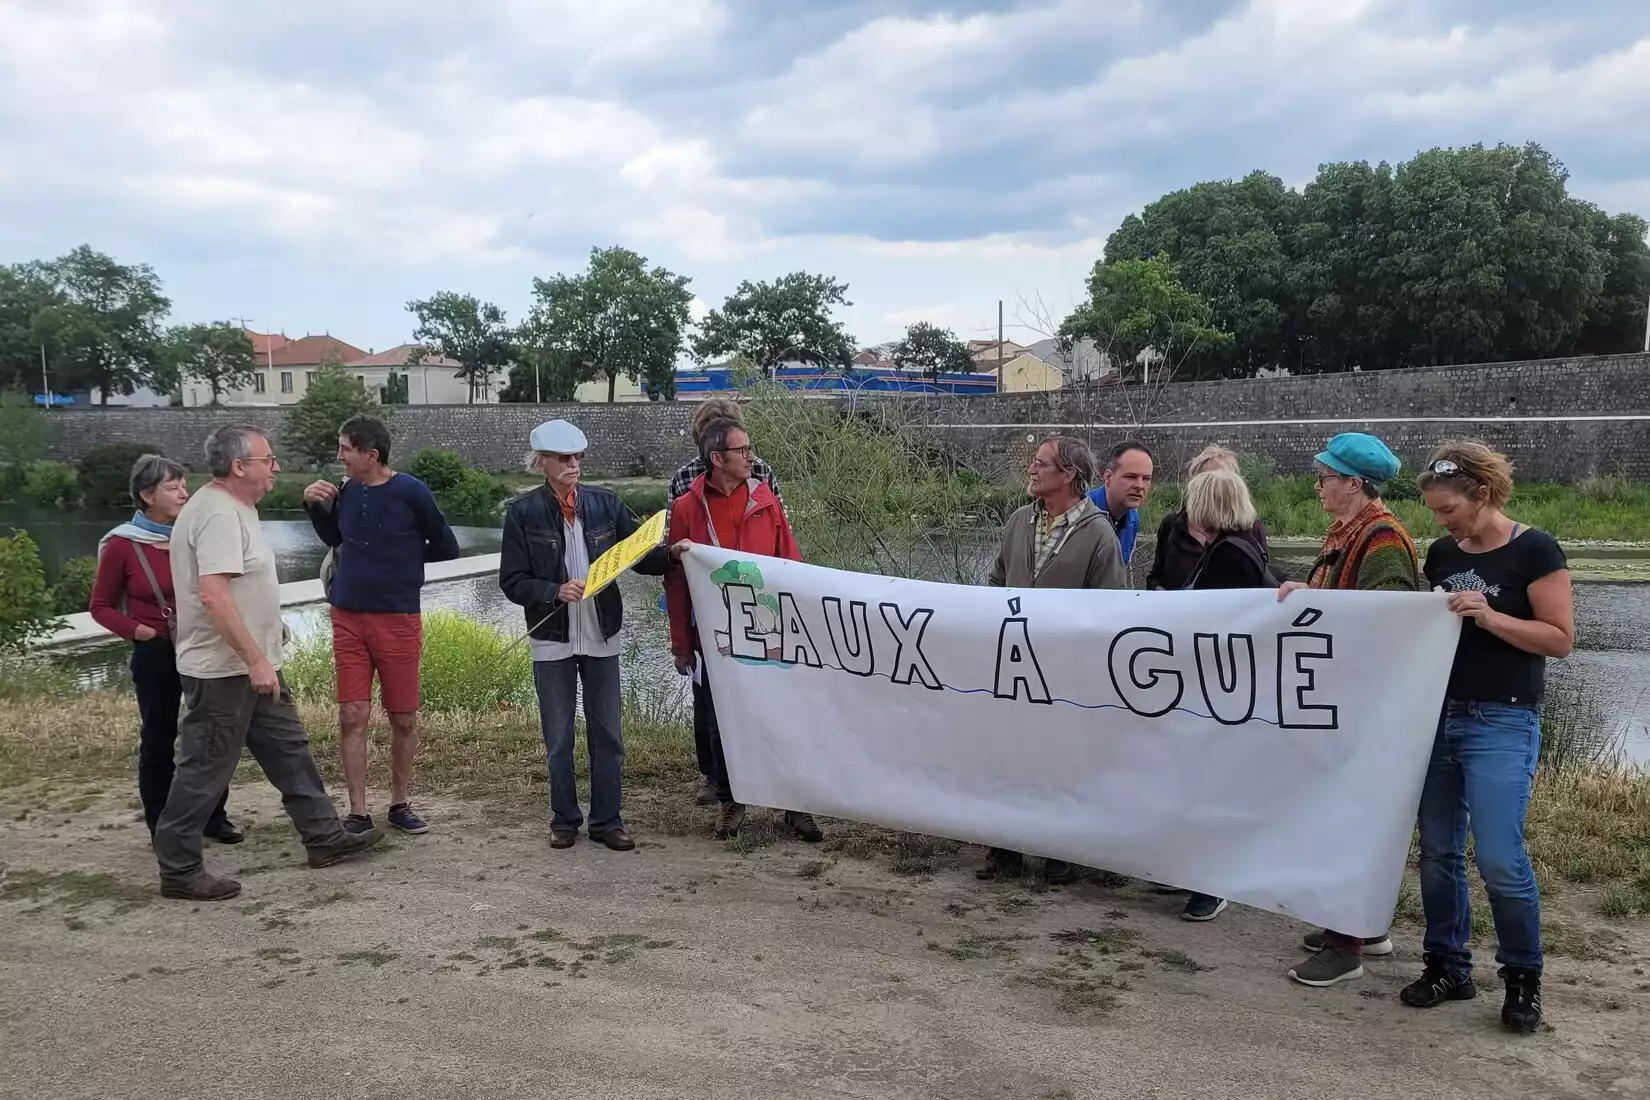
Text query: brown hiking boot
694 779 718 807
160 873 242 901
306 825 384 868
784 811 823 843
714 802 746 840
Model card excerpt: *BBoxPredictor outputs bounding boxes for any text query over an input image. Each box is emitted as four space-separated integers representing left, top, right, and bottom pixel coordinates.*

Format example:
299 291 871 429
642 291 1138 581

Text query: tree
406 292 515 403
890 321 974 379
383 370 409 404
525 246 693 402
23 246 170 403
1059 256 1233 382
692 272 856 375
285 361 378 466
0 267 65 394
0 392 54 497
499 343 585 403
1104 143 1637 374
163 322 256 406
0 531 62 650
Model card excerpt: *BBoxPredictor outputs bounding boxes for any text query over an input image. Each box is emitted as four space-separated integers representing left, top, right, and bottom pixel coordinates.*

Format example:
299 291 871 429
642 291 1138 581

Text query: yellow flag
583 510 667 599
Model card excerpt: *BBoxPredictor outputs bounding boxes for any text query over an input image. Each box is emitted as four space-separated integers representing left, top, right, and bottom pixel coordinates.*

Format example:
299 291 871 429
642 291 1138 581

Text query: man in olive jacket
498 419 670 852
980 436 1128 884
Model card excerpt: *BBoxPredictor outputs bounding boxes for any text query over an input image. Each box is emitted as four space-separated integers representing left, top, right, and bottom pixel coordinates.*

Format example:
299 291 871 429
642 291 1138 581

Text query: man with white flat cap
498 419 671 851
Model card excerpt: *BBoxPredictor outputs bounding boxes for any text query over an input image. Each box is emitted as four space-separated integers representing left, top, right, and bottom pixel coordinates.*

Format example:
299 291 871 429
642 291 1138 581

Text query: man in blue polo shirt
302 417 460 836
1088 440 1154 571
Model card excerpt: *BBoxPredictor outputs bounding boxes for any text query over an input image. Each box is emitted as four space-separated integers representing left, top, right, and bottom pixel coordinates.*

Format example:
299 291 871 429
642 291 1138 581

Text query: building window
280 371 293 393
253 373 266 394
305 371 315 389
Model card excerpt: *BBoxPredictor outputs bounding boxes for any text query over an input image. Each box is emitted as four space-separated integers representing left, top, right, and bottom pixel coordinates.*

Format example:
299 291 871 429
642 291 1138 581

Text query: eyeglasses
1315 471 1349 486
717 445 754 458
240 456 278 466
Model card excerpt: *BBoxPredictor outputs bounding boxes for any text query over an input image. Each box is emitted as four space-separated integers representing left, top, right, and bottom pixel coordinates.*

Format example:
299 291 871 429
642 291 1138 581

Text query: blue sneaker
387 803 429 835
343 813 374 835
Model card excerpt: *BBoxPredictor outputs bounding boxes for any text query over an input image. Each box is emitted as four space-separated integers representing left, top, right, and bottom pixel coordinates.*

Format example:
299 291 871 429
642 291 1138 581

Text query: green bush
50 555 97 615
435 467 507 516
23 461 83 507
0 531 63 650
256 478 310 512
284 610 533 713
78 441 164 508
409 448 468 492
0 393 54 497
615 484 667 519
285 364 377 467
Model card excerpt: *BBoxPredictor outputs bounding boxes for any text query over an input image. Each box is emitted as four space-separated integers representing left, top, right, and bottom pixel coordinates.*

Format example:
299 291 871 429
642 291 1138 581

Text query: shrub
50 555 97 615
0 392 54 495
24 461 83 507
285 610 533 713
78 441 164 508
436 467 507 516
0 652 74 700
0 531 63 650
616 484 667 520
285 363 377 467
409 448 468 493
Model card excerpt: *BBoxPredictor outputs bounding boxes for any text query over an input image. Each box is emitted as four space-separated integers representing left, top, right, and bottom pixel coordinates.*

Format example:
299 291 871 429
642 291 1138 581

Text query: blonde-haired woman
1401 441 1572 1034
1170 466 1272 921
1146 446 1267 591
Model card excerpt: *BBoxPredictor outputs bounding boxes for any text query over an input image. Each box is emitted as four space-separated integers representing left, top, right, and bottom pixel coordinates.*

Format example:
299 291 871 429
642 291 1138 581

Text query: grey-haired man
154 425 382 900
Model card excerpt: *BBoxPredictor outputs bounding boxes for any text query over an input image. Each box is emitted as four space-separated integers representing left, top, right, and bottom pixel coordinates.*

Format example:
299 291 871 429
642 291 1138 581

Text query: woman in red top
89 455 240 843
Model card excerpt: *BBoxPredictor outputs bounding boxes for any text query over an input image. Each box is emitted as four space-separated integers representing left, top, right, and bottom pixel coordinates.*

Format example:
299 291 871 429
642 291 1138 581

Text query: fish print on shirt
1442 569 1501 597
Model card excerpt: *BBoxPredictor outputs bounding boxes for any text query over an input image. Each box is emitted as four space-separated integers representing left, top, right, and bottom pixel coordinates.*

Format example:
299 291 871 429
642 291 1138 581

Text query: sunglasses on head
1428 459 1476 480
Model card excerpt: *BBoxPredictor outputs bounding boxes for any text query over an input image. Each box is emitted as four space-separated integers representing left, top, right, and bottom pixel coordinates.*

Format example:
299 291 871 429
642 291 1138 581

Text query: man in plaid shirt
664 399 785 807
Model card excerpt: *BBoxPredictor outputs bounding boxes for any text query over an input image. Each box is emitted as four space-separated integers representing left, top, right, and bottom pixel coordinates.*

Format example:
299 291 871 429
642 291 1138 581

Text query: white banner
684 547 1461 937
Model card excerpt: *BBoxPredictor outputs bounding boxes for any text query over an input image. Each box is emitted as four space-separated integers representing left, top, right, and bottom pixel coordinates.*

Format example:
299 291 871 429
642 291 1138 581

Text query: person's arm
663 501 694 667
88 540 147 641
988 520 1009 588
1353 529 1421 592
412 480 461 563
191 510 278 690
1194 540 1264 590
1085 525 1129 590
302 481 342 548
1145 512 1174 590
498 506 558 608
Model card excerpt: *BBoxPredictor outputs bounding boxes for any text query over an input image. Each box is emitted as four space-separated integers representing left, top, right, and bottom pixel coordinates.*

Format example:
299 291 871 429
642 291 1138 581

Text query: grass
0 869 152 914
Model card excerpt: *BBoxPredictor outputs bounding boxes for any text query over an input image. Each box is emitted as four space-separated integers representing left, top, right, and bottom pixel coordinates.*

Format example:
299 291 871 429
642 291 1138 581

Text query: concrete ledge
38 553 503 653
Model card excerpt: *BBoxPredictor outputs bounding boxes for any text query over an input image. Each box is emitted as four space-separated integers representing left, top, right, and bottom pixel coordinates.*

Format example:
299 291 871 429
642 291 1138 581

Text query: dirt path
3 783 1647 1100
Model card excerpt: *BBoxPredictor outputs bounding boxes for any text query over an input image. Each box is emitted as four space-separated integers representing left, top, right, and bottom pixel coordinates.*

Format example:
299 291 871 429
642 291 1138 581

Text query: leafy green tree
890 321 974 379
499 344 585 403
1577 209 1650 355
525 247 694 402
22 246 170 403
0 531 62 650
50 555 97 615
383 370 409 404
286 362 378 466
163 321 256 405
0 267 65 393
692 272 856 375
78 441 164 507
406 292 515 403
1059 256 1233 381
0 392 54 494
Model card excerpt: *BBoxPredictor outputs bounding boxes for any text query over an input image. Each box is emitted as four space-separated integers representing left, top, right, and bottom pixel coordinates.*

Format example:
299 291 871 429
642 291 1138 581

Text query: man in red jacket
664 416 820 843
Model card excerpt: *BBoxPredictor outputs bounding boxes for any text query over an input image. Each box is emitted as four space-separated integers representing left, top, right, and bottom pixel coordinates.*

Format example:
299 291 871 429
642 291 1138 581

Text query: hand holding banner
584 510 667 599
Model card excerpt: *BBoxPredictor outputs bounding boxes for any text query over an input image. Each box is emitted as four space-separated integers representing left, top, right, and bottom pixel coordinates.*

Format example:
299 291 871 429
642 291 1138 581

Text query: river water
7 505 1648 766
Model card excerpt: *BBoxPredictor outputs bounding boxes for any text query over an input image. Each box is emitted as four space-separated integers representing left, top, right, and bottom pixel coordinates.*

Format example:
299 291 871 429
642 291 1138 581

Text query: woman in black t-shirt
1147 444 1271 590
1400 441 1573 1035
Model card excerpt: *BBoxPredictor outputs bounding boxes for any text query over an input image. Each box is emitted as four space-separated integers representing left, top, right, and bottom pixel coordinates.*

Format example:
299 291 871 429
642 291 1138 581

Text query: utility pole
40 344 51 407
996 299 1004 394
1643 280 1649 353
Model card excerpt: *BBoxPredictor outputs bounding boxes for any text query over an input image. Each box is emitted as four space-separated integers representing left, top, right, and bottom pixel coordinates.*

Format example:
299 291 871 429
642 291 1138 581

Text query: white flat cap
529 419 588 454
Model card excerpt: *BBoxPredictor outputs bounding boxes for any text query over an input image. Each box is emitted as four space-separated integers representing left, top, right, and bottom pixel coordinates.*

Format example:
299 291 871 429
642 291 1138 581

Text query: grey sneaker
1302 929 1393 956
160 872 242 901
306 826 384 868
1289 945 1365 987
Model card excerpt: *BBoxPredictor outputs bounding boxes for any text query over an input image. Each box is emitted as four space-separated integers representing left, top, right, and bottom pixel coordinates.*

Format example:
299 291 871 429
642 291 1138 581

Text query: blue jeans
532 655 625 835
1416 701 1543 975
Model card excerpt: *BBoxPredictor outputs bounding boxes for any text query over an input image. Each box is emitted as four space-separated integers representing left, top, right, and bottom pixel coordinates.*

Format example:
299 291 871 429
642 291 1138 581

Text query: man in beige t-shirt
153 425 383 901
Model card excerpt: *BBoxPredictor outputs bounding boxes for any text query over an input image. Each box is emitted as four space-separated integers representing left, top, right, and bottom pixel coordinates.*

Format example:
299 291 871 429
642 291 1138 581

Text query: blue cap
1315 432 1400 483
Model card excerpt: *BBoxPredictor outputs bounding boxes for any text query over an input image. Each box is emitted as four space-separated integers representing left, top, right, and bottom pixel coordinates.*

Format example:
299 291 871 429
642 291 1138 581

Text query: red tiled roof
344 344 462 369
266 334 369 367
244 329 289 356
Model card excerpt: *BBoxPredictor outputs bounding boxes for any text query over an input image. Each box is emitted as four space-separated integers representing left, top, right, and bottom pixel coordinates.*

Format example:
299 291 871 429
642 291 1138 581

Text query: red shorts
331 608 423 713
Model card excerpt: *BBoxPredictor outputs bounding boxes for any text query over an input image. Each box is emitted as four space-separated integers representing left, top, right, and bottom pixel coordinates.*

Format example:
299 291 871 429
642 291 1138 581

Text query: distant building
657 363 997 399
574 369 645 403
343 345 495 405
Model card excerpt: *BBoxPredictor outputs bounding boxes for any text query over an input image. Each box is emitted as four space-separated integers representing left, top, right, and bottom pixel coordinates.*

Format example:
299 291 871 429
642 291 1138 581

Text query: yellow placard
582 510 668 599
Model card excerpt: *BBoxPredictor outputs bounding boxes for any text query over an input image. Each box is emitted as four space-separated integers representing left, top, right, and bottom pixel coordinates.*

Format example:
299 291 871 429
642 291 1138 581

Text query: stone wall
41 353 1650 483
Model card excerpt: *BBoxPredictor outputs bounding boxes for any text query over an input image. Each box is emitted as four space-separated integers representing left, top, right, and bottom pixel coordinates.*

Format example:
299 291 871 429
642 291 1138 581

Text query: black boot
1500 966 1543 1034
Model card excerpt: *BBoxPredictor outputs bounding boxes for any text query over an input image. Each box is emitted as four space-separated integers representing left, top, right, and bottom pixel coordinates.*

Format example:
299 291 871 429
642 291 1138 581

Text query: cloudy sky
2 0 1647 354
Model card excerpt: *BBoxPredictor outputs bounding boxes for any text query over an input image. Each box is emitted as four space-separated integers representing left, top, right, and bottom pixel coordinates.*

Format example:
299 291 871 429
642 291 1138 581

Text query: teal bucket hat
1315 432 1401 483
